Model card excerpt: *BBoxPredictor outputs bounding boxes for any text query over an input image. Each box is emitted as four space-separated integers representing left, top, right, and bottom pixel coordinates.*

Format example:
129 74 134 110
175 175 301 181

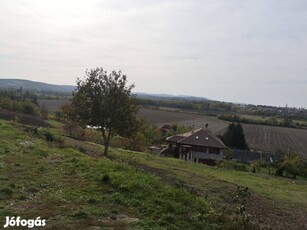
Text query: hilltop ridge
0 79 76 93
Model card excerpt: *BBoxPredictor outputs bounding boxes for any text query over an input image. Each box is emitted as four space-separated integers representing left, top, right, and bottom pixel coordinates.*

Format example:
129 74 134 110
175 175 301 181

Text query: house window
194 146 206 152
209 147 219 154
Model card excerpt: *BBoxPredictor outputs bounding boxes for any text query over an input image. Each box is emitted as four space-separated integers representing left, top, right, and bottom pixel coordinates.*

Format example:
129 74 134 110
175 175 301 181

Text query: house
166 128 226 165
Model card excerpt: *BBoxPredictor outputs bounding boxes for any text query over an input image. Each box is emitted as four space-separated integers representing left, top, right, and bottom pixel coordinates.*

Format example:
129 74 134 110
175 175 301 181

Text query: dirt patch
246 194 307 230
0 109 51 127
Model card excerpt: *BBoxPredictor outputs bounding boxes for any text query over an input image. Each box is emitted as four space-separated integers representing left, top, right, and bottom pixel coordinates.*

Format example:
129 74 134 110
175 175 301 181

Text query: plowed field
140 108 307 156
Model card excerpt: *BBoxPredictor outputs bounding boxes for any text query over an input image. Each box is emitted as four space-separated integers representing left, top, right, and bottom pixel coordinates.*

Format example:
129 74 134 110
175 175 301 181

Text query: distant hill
0 79 76 93
0 79 209 101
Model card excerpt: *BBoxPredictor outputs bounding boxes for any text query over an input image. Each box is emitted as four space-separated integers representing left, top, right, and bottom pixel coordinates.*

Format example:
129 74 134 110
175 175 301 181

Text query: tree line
218 114 307 129
136 98 233 112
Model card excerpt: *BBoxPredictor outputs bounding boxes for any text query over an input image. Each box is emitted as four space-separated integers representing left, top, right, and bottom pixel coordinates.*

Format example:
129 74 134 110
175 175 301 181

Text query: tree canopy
71 68 139 156
220 123 248 150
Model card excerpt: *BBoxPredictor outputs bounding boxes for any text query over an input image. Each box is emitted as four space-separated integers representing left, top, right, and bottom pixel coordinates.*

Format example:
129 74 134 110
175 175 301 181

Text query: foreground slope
1 120 307 229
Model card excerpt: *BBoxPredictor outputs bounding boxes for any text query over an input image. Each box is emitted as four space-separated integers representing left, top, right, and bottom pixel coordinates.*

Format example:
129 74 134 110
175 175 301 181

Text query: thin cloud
0 0 307 107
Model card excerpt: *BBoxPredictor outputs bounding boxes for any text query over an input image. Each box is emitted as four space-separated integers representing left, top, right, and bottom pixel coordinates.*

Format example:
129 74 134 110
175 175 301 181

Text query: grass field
1 119 306 229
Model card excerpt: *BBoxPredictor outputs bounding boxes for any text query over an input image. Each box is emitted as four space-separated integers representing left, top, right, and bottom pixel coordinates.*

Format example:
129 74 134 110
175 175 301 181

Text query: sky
1 0 307 108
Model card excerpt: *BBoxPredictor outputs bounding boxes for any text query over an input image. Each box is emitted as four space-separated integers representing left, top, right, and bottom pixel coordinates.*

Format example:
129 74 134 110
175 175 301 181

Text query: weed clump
87 198 97 204
101 174 111 184
233 164 248 172
8 182 16 188
72 210 88 219
17 194 27 200
0 163 4 171
0 146 10 155
0 187 13 197
233 186 252 228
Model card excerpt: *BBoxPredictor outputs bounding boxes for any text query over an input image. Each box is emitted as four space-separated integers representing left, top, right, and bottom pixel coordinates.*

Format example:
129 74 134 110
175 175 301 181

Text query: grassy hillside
1 120 307 229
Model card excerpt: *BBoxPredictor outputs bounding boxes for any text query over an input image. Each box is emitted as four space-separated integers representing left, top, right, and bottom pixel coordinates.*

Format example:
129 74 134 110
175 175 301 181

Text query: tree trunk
102 129 111 157
103 139 109 157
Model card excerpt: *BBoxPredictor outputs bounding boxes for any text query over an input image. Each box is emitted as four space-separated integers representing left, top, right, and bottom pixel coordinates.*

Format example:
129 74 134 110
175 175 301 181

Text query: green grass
111 149 307 207
1 119 307 229
47 119 63 128
0 120 247 229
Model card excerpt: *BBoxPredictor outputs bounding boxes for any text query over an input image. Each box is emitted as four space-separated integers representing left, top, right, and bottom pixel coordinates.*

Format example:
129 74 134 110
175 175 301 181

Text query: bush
22 100 36 114
221 161 248 172
275 152 303 179
62 122 85 140
0 187 13 197
0 97 40 116
224 148 233 160
0 162 4 171
101 174 111 184
38 128 63 144
0 146 10 155
233 164 248 172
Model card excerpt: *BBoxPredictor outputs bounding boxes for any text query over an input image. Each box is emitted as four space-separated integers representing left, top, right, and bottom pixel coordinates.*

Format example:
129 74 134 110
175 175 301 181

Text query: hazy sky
1 0 307 108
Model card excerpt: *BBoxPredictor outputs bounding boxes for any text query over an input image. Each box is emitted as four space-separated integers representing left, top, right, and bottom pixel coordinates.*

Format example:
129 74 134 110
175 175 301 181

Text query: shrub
0 187 13 197
221 161 248 172
0 146 10 155
38 128 60 143
0 163 4 171
62 122 85 140
233 164 248 172
45 132 55 142
101 174 111 184
224 148 233 160
72 210 88 219
275 152 303 179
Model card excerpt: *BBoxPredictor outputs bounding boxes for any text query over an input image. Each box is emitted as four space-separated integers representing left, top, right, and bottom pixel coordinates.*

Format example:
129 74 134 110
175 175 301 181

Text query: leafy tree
251 159 265 173
60 102 83 138
40 104 49 119
224 148 233 160
283 117 293 127
60 103 73 120
275 151 303 179
0 97 39 115
71 68 138 156
22 100 37 115
221 123 248 149
0 97 12 110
